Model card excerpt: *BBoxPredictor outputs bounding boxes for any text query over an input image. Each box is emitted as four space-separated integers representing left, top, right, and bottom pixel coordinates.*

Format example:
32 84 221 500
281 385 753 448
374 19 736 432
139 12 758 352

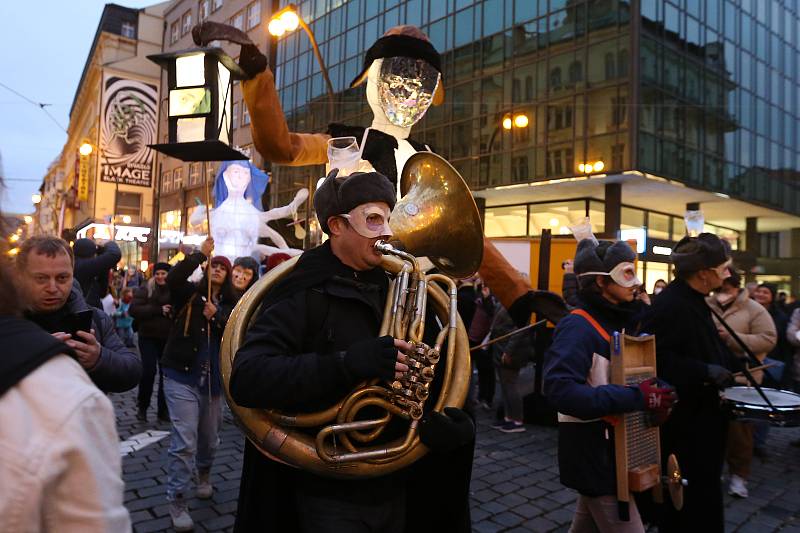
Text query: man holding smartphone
16 236 141 393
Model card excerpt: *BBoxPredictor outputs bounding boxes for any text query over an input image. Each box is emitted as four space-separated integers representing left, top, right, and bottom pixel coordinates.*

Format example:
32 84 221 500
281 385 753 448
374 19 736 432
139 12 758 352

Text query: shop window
648 212 670 240
160 210 182 232
529 200 586 236
485 206 528 237
186 205 208 235
588 200 605 234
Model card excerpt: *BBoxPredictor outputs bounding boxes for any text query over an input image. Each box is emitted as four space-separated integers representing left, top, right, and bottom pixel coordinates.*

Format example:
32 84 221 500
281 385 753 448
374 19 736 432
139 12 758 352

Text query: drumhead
723 387 800 408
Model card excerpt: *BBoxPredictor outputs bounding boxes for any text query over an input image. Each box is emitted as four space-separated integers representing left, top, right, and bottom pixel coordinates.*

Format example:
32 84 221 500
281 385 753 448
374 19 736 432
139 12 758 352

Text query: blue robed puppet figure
189 160 309 260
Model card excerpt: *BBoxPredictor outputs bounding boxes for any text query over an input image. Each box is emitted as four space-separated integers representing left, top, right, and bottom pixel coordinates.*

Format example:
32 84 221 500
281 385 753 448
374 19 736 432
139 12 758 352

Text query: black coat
74 241 121 309
162 252 232 373
638 278 737 533
230 242 472 533
130 282 172 339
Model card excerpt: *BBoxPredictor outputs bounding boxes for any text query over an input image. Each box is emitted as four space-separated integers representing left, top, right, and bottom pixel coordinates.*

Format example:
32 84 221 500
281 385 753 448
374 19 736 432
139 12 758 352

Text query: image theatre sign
99 75 158 187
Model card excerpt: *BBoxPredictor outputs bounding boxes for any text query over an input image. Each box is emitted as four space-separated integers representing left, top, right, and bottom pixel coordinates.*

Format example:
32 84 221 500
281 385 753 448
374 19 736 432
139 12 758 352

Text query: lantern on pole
148 47 248 161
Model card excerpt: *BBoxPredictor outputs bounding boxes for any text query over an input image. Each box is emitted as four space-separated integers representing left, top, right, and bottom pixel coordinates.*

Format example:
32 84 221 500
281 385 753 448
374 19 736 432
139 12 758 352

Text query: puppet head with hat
349 26 444 137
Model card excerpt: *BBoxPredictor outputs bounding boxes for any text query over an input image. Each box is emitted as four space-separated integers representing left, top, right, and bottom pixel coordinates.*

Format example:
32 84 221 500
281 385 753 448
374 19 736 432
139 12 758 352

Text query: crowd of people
1 178 799 533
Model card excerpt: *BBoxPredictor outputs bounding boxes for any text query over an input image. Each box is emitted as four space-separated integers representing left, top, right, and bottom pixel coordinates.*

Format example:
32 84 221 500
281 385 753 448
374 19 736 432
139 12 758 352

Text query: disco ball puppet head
349 26 445 138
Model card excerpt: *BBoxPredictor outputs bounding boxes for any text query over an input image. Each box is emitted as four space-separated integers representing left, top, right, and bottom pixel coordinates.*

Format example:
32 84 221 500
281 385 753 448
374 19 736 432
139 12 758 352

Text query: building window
205 162 217 181
173 167 184 190
161 170 173 194
189 162 202 186
181 11 192 35
612 143 625 169
199 0 210 21
121 22 136 39
547 104 573 131
247 1 261 29
212 0 223 12
568 61 583 84
546 148 573 176
550 67 562 90
232 11 244 30
232 101 240 129
115 191 142 223
612 97 627 126
242 105 250 125
170 21 180 44
604 52 615 80
240 144 254 161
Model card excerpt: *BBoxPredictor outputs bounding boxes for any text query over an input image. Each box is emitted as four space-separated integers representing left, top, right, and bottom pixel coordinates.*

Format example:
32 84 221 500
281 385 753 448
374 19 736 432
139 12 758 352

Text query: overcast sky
0 0 157 214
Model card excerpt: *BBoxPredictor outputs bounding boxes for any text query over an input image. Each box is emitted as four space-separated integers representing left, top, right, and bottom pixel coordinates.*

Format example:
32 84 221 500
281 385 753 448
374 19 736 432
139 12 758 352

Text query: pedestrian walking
130 262 173 423
113 288 135 348
162 238 234 531
469 281 497 410
490 303 534 433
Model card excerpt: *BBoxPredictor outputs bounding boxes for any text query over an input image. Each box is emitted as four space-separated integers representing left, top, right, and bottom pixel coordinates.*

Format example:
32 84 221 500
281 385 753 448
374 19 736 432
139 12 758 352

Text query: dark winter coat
490 304 534 370
161 252 232 374
230 241 473 533
73 241 121 309
130 282 172 340
25 283 141 393
561 272 580 308
638 277 737 533
543 292 644 496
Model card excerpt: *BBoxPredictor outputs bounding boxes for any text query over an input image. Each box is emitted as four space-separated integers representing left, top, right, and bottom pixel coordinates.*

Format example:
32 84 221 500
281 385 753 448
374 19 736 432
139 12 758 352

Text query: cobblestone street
114 386 800 533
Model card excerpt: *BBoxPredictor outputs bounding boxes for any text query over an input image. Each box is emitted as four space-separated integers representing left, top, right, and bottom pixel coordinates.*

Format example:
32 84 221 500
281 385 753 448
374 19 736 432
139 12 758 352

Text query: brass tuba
220 152 483 479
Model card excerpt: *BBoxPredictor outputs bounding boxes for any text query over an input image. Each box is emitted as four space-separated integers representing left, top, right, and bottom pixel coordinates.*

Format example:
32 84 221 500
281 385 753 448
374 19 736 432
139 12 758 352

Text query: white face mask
340 202 393 239
653 287 663 295
578 262 641 288
374 57 440 127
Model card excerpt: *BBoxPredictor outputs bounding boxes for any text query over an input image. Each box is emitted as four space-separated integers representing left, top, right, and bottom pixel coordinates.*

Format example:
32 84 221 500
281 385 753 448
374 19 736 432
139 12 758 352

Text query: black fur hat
574 239 636 276
313 170 396 234
671 233 729 275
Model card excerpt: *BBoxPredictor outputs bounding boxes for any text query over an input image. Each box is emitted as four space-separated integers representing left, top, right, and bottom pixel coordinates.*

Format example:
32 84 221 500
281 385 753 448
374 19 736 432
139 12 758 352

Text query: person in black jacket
130 262 173 423
17 236 141 393
162 238 235 532
544 239 676 532
230 170 475 533
73 237 121 309
638 233 736 533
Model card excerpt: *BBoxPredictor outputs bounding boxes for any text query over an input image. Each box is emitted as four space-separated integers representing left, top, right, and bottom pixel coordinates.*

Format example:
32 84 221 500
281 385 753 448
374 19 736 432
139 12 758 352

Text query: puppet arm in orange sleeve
479 239 569 327
242 68 330 166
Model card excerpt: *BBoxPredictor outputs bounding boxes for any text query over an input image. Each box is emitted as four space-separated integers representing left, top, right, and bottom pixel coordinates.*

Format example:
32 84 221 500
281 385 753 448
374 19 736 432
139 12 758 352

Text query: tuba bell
220 152 483 479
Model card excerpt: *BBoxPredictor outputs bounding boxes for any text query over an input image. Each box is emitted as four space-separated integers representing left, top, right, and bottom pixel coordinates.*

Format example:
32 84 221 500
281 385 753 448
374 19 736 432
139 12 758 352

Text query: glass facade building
270 0 800 290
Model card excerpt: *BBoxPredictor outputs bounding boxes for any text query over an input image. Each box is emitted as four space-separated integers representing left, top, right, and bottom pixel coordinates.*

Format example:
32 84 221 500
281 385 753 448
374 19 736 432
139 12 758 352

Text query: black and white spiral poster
100 75 158 187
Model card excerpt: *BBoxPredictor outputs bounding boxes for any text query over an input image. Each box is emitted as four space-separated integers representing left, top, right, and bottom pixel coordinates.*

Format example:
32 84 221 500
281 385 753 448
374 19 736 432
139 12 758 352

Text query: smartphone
66 310 94 339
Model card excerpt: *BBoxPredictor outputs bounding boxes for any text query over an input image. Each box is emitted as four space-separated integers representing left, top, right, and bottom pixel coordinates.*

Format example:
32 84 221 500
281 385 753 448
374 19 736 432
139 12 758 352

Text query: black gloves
706 364 734 388
419 407 475 453
343 335 397 381
191 22 267 79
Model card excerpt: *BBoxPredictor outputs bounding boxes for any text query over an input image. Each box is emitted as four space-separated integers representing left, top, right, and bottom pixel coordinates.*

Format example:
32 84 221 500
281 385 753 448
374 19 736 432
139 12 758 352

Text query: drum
721 386 800 427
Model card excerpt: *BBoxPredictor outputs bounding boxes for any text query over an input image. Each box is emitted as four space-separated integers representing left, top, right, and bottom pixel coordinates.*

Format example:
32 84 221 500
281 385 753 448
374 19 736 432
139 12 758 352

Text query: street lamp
268 3 335 117
23 216 32 224
31 193 42 205
148 48 248 161
577 161 605 174
79 142 93 156
490 112 529 152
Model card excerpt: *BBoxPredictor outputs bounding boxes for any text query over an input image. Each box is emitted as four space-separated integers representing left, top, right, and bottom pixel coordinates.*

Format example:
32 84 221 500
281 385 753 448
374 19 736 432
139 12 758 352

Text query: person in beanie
130 262 173 423
230 170 475 533
231 256 259 300
263 251 292 274
161 238 235 531
638 233 737 532
73 237 121 308
544 239 676 532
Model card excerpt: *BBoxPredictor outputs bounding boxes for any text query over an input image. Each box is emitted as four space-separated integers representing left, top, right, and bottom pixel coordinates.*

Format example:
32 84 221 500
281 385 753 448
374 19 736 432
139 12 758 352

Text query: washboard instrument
610 332 684 518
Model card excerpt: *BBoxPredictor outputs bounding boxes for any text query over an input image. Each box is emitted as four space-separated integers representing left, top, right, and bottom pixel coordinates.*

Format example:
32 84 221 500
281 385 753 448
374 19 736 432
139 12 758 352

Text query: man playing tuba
229 170 475 533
